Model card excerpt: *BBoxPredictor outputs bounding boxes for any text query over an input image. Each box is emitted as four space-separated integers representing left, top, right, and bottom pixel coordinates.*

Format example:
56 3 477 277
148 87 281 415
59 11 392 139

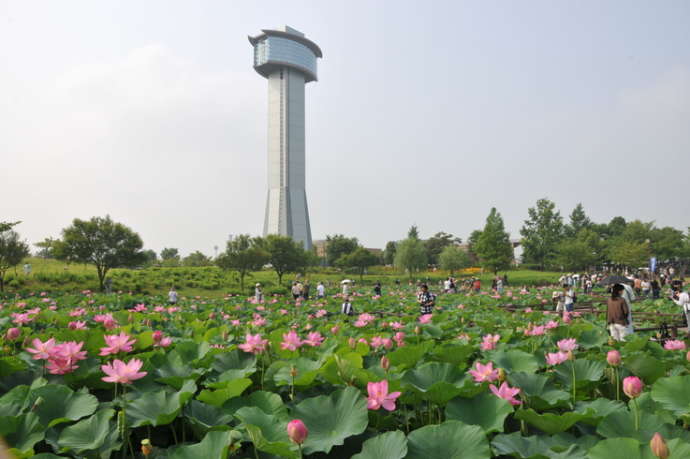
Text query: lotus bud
287 419 308 445
152 330 163 343
331 325 340 335
497 368 506 382
290 366 298 378
623 376 644 399
607 350 621 366
5 327 20 341
348 337 356 348
414 326 420 335
380 356 390 371
141 439 152 457
650 432 669 459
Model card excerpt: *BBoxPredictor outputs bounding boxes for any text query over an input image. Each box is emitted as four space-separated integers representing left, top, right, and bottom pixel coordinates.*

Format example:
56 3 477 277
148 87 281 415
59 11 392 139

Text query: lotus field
1 287 690 458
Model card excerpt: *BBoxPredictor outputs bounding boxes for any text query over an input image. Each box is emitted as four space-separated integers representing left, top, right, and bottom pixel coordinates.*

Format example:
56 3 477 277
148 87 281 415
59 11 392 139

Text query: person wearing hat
254 283 263 303
341 279 351 296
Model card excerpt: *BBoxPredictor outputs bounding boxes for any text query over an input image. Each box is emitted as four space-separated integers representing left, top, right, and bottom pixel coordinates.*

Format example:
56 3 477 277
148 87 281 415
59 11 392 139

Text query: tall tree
54 216 146 291
555 239 598 271
325 234 359 266
257 235 308 285
475 208 514 273
141 249 158 266
424 232 461 266
438 245 471 276
383 241 397 265
337 247 379 280
34 237 58 259
608 240 651 269
650 226 685 261
520 198 564 270
216 235 269 290
565 203 592 237
183 251 212 267
0 224 30 291
394 237 427 278
160 248 180 266
407 225 420 240
466 229 483 264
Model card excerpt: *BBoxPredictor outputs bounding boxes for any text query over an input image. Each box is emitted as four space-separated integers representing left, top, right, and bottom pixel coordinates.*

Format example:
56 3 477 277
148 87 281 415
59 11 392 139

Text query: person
303 281 311 300
553 290 564 312
443 277 451 293
641 279 651 297
291 282 301 300
585 277 593 295
449 277 456 293
563 284 575 312
255 283 263 303
342 280 351 296
607 284 631 341
651 278 661 299
417 284 435 315
104 277 113 294
633 276 642 296
316 281 325 299
395 279 400 289
491 278 497 292
341 295 354 316
23 263 32 276
473 278 481 293
168 287 178 305
620 281 636 331
496 276 504 295
672 283 690 326
373 281 382 297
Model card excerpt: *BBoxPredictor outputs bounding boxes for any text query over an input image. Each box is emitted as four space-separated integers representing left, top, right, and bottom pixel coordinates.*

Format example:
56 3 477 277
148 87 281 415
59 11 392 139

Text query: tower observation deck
249 26 322 250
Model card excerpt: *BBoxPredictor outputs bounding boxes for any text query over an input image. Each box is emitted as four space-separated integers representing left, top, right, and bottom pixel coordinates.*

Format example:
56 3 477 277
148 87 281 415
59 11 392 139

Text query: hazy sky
2 1 689 256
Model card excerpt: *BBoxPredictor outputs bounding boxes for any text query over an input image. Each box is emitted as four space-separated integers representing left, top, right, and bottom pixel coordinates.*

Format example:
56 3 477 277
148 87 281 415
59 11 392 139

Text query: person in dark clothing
607 284 631 341
417 284 435 315
373 282 382 296
651 279 661 299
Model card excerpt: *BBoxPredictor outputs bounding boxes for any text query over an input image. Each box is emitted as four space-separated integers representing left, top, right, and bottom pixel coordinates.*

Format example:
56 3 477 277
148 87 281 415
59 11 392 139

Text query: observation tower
249 26 322 250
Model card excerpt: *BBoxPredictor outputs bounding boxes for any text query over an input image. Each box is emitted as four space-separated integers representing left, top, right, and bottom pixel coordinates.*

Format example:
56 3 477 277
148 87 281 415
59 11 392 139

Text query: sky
1 0 689 256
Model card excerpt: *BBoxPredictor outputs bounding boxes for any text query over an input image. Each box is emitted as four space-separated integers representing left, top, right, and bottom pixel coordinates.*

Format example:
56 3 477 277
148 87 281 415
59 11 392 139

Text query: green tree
325 234 359 266
520 198 564 270
34 237 58 259
337 247 379 280
608 240 651 268
160 247 180 266
141 249 158 266
407 225 420 240
216 235 269 290
0 224 30 291
565 203 592 238
394 237 427 278
54 216 146 291
555 239 598 271
257 235 308 285
466 229 483 264
425 232 461 265
383 241 397 265
438 245 471 276
650 226 685 261
475 208 514 273
183 250 212 267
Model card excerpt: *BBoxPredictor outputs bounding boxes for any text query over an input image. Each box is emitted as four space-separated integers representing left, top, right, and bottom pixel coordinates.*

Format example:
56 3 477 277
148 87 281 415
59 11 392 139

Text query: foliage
520 198 565 270
565 203 593 238
54 216 147 291
425 232 461 266
475 208 513 274
257 235 309 285
393 236 427 277
160 248 181 267
608 240 651 268
216 235 269 290
383 241 397 266
0 226 31 292
325 234 358 266
438 245 471 275
337 247 379 280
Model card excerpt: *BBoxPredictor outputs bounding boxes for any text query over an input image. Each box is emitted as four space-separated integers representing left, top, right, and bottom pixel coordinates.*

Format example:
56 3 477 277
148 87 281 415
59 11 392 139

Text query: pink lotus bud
286 419 308 445
330 326 340 335
348 338 356 348
152 330 163 343
650 432 669 459
380 356 390 371
6 327 20 341
623 376 644 399
607 350 621 366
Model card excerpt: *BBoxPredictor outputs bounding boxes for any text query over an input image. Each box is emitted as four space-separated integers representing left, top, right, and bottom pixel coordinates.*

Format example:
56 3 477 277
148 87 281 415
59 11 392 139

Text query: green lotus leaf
651 375 690 416
586 437 656 459
291 386 369 454
488 349 540 374
406 420 490 459
0 412 44 455
198 378 252 406
387 343 432 370
168 430 233 459
150 350 204 389
183 400 234 437
57 408 120 456
273 357 322 386
515 408 593 435
351 430 407 459
429 343 474 368
553 359 605 387
574 398 626 425
596 409 690 443
508 372 570 408
32 384 99 428
223 390 288 420
625 354 667 384
234 406 298 459
445 392 513 433
127 380 197 427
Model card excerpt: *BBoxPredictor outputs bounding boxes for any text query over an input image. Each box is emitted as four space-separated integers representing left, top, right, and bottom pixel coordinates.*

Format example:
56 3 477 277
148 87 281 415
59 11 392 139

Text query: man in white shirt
673 285 690 327
316 282 325 298
563 285 575 312
168 287 178 305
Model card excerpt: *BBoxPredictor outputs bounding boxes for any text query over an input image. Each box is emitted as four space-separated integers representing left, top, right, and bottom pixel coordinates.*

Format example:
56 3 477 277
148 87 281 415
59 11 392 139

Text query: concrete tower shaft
249 26 321 250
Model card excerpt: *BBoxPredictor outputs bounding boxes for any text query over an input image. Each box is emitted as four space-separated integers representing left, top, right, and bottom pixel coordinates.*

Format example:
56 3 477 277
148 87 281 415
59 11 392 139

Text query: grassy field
1 257 565 297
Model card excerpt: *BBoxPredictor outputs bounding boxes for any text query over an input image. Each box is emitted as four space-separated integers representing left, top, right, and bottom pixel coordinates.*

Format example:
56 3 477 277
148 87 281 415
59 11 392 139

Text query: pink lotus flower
5 327 21 341
418 314 432 324
69 308 86 317
303 332 324 347
367 380 401 411
481 334 500 351
286 419 308 445
390 321 404 330
370 336 385 349
11 313 33 325
315 309 327 318
468 361 499 383
557 338 578 352
623 376 644 398
26 338 56 360
663 340 686 351
545 351 570 366
545 320 559 329
330 325 340 335
68 321 87 330
231 319 241 326
489 382 521 405
281 330 303 351
47 341 87 375
238 334 268 354
133 304 147 312
393 332 405 347
99 332 136 356
380 356 390 371
607 350 621 366
101 359 147 384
